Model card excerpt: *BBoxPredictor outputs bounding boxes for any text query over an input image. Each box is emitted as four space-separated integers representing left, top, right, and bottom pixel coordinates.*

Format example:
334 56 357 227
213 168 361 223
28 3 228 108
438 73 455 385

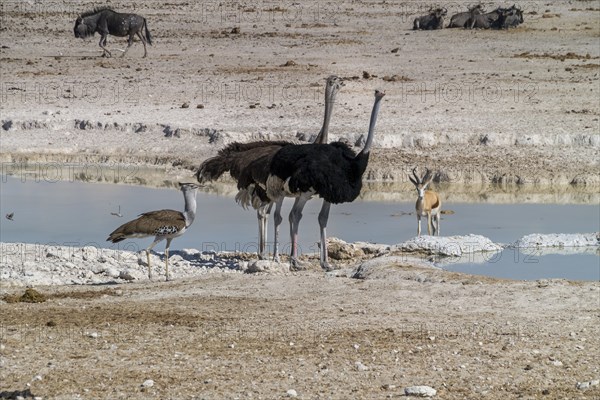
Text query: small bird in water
6 212 14 221
107 183 200 281
110 205 123 218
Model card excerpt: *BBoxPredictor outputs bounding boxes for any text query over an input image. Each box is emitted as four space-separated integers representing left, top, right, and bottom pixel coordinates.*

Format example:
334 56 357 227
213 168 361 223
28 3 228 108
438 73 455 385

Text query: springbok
409 167 441 236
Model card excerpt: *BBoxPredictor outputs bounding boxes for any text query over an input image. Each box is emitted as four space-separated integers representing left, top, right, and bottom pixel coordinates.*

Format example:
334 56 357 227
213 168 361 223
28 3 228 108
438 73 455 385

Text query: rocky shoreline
2 233 597 288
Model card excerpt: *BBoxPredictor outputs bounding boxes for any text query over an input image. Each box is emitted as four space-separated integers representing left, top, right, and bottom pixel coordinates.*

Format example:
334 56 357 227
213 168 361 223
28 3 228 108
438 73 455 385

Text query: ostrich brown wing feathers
196 141 292 184
106 209 186 242
217 140 291 157
236 146 283 190
196 155 232 183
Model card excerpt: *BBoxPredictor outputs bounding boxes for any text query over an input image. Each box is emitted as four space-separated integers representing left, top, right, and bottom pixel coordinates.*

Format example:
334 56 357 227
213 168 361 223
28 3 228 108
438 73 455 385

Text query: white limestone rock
514 233 599 249
119 268 145 281
398 234 503 257
246 260 290 274
404 385 437 397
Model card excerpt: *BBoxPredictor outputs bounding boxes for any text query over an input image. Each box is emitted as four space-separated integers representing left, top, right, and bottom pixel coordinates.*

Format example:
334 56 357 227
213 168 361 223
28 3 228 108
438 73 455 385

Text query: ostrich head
325 75 344 102
323 75 344 118
315 75 344 144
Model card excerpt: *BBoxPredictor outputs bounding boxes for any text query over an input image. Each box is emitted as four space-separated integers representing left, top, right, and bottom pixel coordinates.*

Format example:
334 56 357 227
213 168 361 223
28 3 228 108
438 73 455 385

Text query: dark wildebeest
467 7 506 29
500 5 524 28
447 4 484 28
413 8 447 30
74 7 152 58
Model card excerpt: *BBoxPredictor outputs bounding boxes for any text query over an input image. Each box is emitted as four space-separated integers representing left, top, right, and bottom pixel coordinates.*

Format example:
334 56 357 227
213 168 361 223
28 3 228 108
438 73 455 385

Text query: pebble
87 332 99 339
577 379 600 389
286 389 297 397
355 361 369 371
577 381 590 390
142 379 154 388
404 386 437 397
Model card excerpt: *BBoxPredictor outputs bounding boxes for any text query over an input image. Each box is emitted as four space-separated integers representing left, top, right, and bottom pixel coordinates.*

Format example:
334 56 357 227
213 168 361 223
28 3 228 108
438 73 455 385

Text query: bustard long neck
182 188 198 226
313 79 340 144
358 92 384 157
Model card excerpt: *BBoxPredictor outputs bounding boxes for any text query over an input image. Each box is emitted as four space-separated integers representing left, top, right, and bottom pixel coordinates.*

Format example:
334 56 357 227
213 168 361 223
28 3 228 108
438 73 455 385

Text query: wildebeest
74 7 152 57
413 8 447 30
467 7 505 29
468 5 523 29
447 4 484 28
499 5 524 28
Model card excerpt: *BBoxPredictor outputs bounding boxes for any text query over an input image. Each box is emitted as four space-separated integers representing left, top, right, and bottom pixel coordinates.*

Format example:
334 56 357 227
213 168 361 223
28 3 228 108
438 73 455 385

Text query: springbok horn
423 168 432 183
412 167 420 184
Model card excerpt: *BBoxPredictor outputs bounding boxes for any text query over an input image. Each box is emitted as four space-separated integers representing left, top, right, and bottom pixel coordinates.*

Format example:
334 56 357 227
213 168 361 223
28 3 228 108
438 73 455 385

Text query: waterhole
1 173 598 281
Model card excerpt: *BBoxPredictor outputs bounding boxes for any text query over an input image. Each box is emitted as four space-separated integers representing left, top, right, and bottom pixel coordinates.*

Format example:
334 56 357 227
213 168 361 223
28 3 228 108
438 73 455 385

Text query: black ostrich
196 76 344 261
266 89 385 270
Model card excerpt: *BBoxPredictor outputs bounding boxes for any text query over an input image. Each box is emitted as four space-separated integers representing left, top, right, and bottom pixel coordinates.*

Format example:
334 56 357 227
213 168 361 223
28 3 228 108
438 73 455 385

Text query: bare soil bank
1 0 599 187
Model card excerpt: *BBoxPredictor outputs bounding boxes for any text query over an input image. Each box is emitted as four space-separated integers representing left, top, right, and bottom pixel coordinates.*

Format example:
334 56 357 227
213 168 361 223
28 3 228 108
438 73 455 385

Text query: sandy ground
1 0 599 398
1 269 599 399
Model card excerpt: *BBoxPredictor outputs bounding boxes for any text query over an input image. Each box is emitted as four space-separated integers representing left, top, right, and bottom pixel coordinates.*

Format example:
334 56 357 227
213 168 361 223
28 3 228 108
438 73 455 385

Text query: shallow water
1 176 598 281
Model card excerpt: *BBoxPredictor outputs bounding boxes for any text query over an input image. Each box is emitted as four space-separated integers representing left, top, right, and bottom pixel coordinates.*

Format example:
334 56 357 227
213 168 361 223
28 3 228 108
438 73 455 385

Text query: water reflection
1 163 599 204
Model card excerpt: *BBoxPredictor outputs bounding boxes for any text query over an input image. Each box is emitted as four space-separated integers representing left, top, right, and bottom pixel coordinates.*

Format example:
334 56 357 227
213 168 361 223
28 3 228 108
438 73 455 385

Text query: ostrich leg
272 198 284 262
257 203 272 259
317 201 332 271
288 193 311 269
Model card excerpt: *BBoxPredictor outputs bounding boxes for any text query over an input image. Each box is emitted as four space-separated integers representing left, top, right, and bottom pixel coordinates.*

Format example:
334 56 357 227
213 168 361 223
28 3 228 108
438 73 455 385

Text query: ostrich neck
313 87 338 144
183 189 198 226
358 97 383 157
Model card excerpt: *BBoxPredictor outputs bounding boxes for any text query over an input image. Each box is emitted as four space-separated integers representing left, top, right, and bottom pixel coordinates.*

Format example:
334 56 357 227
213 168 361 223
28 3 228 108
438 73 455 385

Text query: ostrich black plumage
196 76 344 261
267 89 385 270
